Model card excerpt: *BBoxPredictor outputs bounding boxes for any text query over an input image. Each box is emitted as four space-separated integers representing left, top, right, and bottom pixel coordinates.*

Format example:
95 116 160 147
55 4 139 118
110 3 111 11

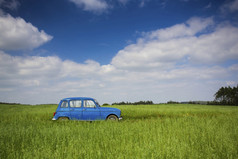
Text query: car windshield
94 99 100 107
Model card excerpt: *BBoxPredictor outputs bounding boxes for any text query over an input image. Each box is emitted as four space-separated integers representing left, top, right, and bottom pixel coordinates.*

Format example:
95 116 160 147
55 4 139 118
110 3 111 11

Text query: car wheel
107 115 118 121
58 117 69 121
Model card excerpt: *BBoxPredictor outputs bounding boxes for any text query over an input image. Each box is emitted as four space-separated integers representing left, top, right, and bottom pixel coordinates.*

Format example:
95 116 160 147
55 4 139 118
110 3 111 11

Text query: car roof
61 97 95 101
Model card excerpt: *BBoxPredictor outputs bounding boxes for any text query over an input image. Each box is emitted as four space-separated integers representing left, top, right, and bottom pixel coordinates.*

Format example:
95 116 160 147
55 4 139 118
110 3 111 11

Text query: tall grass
0 104 238 158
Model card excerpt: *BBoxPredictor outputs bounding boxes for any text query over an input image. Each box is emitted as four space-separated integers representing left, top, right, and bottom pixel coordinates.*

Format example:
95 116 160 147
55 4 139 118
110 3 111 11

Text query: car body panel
52 97 122 121
70 107 83 120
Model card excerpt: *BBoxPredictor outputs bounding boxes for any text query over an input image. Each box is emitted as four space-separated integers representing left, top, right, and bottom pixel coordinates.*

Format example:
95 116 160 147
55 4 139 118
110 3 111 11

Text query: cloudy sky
0 0 238 104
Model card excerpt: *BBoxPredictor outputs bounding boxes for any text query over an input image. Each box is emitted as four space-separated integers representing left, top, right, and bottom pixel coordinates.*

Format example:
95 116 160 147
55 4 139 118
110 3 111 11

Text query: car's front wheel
107 115 118 121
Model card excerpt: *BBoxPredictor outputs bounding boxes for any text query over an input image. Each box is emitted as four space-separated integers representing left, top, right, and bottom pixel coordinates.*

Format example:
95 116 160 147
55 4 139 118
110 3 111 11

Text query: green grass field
0 103 238 159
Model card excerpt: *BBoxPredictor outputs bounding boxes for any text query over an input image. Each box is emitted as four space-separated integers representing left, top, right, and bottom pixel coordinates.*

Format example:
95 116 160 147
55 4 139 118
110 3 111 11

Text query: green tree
214 85 238 105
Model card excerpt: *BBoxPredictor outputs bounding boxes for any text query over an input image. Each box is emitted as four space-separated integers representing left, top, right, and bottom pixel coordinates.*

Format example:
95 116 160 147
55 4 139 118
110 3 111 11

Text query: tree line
111 101 154 105
106 85 238 106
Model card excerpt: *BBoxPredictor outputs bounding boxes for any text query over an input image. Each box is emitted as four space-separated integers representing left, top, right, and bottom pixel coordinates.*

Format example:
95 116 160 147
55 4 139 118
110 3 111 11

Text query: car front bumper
52 117 56 120
119 117 123 120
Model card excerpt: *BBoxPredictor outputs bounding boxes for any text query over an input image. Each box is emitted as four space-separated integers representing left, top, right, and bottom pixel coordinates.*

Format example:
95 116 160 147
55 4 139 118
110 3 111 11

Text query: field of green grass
0 103 238 159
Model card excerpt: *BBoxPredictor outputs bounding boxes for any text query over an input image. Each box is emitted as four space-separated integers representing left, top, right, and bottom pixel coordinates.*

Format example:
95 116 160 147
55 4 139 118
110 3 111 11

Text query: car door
82 99 101 120
69 100 83 120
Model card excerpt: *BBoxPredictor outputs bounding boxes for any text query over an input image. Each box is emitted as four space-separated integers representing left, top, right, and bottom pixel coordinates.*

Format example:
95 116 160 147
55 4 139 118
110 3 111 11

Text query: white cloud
0 14 53 50
0 0 20 16
69 0 109 13
117 0 151 8
204 2 212 9
143 17 214 42
190 25 238 63
111 17 238 70
68 0 153 13
0 17 238 104
139 0 148 8
0 51 104 103
117 0 130 5
0 0 20 10
221 0 238 13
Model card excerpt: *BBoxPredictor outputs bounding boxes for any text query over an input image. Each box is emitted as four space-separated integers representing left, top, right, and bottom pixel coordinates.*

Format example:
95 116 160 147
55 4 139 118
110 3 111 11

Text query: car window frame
83 100 97 108
69 100 82 108
60 100 69 108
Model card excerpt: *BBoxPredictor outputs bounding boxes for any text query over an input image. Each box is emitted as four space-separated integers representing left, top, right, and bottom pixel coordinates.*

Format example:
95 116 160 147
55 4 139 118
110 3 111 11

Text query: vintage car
52 97 122 121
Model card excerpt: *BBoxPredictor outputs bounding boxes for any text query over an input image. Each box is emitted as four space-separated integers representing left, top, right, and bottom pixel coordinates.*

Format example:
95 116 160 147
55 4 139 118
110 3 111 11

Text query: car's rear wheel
107 115 118 121
58 117 69 121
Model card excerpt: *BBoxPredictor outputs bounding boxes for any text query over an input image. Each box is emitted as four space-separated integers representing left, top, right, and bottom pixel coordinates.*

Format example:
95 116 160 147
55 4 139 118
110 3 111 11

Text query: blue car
52 97 122 121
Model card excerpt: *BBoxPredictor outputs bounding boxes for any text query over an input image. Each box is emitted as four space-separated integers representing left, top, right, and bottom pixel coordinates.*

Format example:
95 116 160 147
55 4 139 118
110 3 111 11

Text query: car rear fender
54 111 71 120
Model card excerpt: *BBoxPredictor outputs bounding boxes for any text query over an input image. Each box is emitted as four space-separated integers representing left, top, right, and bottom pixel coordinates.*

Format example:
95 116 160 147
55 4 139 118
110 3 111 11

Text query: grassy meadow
0 103 238 159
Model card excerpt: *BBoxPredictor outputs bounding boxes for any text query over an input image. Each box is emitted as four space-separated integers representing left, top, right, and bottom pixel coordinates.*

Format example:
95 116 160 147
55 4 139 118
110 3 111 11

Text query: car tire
107 115 118 121
58 117 69 121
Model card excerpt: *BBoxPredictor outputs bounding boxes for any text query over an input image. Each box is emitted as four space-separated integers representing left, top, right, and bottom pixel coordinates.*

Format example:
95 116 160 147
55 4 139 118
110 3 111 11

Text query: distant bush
167 101 180 104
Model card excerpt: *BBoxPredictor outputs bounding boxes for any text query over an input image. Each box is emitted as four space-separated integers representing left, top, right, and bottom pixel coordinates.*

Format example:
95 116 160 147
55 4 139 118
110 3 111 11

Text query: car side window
84 100 96 108
60 101 68 108
70 100 82 107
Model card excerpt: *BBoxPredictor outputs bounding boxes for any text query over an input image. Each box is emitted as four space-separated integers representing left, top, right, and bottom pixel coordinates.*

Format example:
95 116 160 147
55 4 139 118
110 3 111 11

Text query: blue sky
0 0 238 104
